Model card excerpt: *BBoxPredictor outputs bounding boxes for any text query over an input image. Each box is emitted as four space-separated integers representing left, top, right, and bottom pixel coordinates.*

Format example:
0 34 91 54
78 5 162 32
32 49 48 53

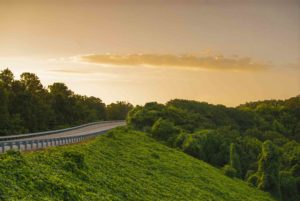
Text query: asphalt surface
9 121 126 142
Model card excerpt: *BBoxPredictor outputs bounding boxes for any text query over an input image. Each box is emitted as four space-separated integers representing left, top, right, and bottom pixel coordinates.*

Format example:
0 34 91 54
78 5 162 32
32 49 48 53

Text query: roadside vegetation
127 97 300 200
0 127 274 201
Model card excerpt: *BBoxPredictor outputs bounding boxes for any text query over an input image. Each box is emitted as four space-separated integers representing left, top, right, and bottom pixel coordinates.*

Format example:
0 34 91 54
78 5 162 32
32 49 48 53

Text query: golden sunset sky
0 0 299 106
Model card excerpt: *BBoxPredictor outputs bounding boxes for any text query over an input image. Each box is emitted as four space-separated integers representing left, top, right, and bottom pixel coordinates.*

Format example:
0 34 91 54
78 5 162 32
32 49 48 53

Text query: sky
0 0 299 106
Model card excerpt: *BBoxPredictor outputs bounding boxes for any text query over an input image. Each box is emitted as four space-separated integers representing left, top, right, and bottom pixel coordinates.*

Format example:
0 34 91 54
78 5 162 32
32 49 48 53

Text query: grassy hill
0 127 275 201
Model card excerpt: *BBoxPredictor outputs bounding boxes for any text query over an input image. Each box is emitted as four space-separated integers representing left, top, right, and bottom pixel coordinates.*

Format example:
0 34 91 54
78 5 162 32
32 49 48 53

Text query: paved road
0 121 126 153
2 121 126 142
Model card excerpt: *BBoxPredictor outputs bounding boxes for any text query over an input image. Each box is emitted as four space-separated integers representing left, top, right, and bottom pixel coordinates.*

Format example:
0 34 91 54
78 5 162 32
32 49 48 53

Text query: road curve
0 121 126 153
1 121 126 143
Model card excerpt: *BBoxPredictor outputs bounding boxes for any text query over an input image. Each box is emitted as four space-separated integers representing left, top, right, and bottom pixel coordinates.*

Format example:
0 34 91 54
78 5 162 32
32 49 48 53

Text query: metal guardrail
0 120 124 142
0 121 125 154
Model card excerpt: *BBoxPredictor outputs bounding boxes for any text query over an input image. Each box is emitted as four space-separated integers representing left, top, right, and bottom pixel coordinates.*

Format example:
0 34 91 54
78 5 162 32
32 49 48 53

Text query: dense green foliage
106 101 133 120
229 143 242 178
0 127 274 201
0 68 132 135
252 141 281 199
127 97 300 200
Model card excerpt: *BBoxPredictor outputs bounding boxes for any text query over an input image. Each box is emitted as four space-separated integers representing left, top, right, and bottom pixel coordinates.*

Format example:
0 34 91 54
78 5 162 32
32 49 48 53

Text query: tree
126 102 164 130
85 96 106 120
181 129 231 167
0 68 14 89
48 83 74 126
279 171 298 201
229 143 242 178
20 73 44 94
49 83 73 97
256 140 281 199
0 83 9 133
18 73 53 131
107 101 133 120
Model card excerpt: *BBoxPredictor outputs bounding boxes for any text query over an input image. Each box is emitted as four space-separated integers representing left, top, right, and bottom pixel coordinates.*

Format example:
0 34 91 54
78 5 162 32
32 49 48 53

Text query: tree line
0 68 133 135
127 98 300 201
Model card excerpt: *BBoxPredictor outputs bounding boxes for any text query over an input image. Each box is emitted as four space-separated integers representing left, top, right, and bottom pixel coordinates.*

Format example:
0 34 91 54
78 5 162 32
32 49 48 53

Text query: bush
172 132 188 148
151 118 180 142
223 165 237 178
247 174 259 187
245 170 255 180
63 151 86 170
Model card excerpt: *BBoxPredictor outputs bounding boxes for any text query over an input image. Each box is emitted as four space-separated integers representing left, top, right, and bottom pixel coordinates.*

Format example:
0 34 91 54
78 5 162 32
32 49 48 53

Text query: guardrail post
15 142 20 151
8 142 12 151
35 141 37 149
0 143 4 153
24 141 27 150
29 141 32 150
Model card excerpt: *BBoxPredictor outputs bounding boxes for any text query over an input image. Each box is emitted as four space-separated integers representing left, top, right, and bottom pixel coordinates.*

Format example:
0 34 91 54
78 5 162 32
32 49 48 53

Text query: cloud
50 69 95 74
79 53 269 71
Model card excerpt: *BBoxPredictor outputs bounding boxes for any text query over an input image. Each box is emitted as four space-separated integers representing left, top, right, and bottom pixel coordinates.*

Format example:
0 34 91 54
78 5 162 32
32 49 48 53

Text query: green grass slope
0 127 275 201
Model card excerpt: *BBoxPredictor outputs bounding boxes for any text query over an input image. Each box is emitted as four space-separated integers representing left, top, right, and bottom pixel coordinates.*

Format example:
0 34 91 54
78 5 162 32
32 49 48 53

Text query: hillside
0 127 274 201
127 98 300 200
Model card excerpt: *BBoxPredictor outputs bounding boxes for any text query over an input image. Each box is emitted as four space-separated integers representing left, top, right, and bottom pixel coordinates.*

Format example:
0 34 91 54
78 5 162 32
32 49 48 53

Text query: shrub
223 165 237 178
172 132 188 148
245 170 255 180
151 118 180 142
247 173 259 187
63 151 86 170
